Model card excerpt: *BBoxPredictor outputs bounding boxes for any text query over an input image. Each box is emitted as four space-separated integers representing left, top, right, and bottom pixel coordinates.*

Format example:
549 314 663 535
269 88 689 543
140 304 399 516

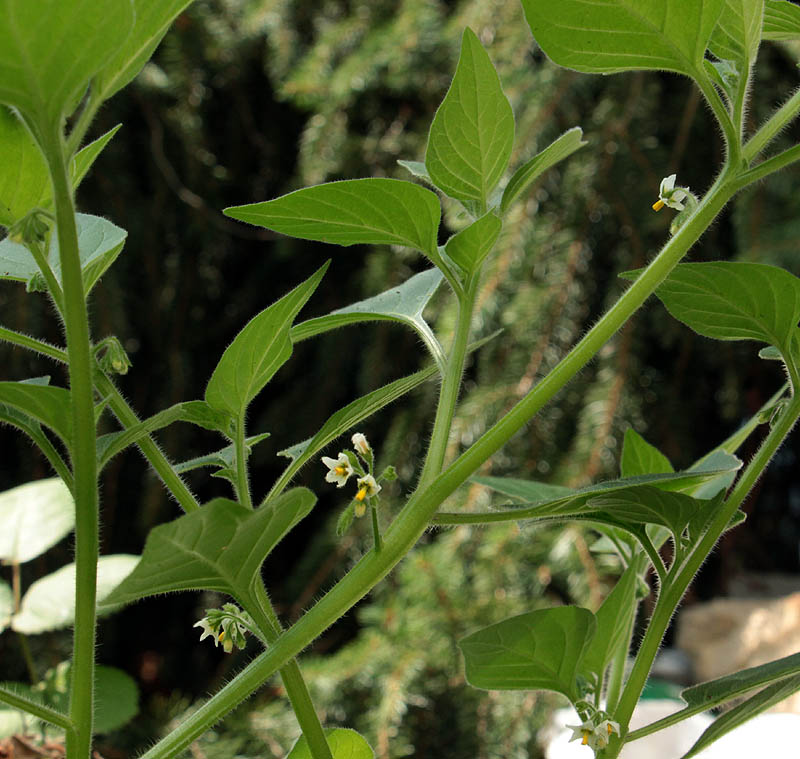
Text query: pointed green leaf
0 106 48 228
581 564 639 677
500 127 586 214
291 268 445 368
444 212 502 275
11 555 139 633
521 0 726 76
224 179 441 258
0 581 13 633
0 380 72 445
70 124 122 190
425 28 514 212
0 213 127 294
101 489 315 607
652 263 800 358
681 675 800 758
0 478 74 564
0 0 135 128
173 433 271 475
708 0 765 68
763 0 800 39
459 607 596 699
470 477 573 503
620 429 674 478
397 160 432 183
205 264 326 417
288 728 375 759
93 0 196 103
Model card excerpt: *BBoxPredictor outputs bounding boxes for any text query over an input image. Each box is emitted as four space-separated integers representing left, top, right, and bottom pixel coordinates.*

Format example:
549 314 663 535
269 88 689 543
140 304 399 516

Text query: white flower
653 173 688 211
351 432 371 456
596 719 620 740
322 452 354 487
194 618 216 644
566 720 595 747
355 474 381 503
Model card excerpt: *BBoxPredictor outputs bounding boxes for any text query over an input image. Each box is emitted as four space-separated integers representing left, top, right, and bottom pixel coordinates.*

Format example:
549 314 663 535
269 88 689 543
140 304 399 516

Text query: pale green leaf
0 581 12 633
0 380 72 445
620 428 674 478
11 555 139 633
291 268 445 368
100 490 315 607
288 728 375 759
0 213 127 294
224 179 441 258
521 0 726 76
444 212 502 275
0 0 135 128
708 0 765 67
652 262 800 358
682 674 800 758
205 264 326 417
459 607 596 699
0 478 74 564
94 0 196 103
173 433 271 475
762 0 800 39
397 160 432 183
425 28 514 212
500 127 586 214
0 106 48 228
94 665 139 733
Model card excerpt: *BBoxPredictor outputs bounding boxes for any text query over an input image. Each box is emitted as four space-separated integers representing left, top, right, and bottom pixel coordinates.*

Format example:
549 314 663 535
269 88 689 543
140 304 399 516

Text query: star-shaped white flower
193 618 216 644
355 474 381 503
322 452 354 487
653 173 688 211
566 719 595 747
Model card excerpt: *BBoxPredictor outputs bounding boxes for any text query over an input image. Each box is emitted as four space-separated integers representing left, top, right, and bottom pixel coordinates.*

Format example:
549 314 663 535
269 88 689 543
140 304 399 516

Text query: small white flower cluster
652 173 688 211
565 716 620 752
194 603 254 653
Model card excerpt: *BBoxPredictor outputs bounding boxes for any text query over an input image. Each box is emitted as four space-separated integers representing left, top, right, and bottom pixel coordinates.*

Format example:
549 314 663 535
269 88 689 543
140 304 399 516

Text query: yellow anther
355 486 368 502
582 732 589 746
217 631 225 642
335 465 348 476
652 198 665 211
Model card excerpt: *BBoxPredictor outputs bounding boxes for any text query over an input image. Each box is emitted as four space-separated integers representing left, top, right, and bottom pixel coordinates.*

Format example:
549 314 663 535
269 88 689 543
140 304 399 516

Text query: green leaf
0 213 127 294
708 0 765 68
173 433 271 475
620 428 674 478
444 212 502 275
70 124 122 190
11 555 139 633
651 262 800 359
0 380 72 445
0 106 48 228
425 28 514 213
288 728 375 759
291 268 446 369
224 179 441 258
0 581 12 633
205 264 327 417
101 490 315 608
97 400 232 469
762 0 800 39
500 127 586 214
459 607 596 699
521 0 726 76
276 364 438 483
93 0 196 103
581 564 639 677
0 478 74 564
0 0 135 129
470 476 573 503
397 160 432 183
681 674 800 758
94 665 139 733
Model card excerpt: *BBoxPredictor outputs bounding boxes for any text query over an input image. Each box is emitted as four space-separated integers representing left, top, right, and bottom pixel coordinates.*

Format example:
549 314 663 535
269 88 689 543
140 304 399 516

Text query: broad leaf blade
11 555 139 633
762 0 800 39
0 0 135 127
224 179 441 258
288 728 374 759
459 607 596 699
653 262 800 357
101 489 315 607
0 479 74 564
620 429 674 478
708 0 765 68
0 106 48 227
425 28 514 211
500 127 586 214
444 212 502 275
205 264 326 416
94 0 196 103
0 381 72 445
521 0 726 76
291 268 445 367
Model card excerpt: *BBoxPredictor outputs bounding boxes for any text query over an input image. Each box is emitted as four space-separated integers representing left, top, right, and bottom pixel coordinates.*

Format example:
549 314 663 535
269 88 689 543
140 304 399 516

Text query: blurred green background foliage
1 1 799 756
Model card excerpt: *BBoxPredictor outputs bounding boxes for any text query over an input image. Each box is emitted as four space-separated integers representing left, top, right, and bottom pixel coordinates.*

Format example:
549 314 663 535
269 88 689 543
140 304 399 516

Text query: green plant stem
0 326 67 362
743 86 800 163
695 72 739 165
141 170 739 759
25 239 64 313
611 393 800 755
42 126 98 759
66 92 102 158
16 633 38 685
735 143 800 187
234 413 253 508
0 684 74 733
418 276 479 487
370 505 383 552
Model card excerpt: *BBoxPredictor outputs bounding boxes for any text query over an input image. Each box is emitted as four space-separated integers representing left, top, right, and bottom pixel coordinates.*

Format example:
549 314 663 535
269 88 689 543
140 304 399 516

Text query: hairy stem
743 86 800 163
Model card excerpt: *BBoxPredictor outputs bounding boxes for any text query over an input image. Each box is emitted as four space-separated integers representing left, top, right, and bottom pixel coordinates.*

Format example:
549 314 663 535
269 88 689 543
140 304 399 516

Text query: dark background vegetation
1 1 799 757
